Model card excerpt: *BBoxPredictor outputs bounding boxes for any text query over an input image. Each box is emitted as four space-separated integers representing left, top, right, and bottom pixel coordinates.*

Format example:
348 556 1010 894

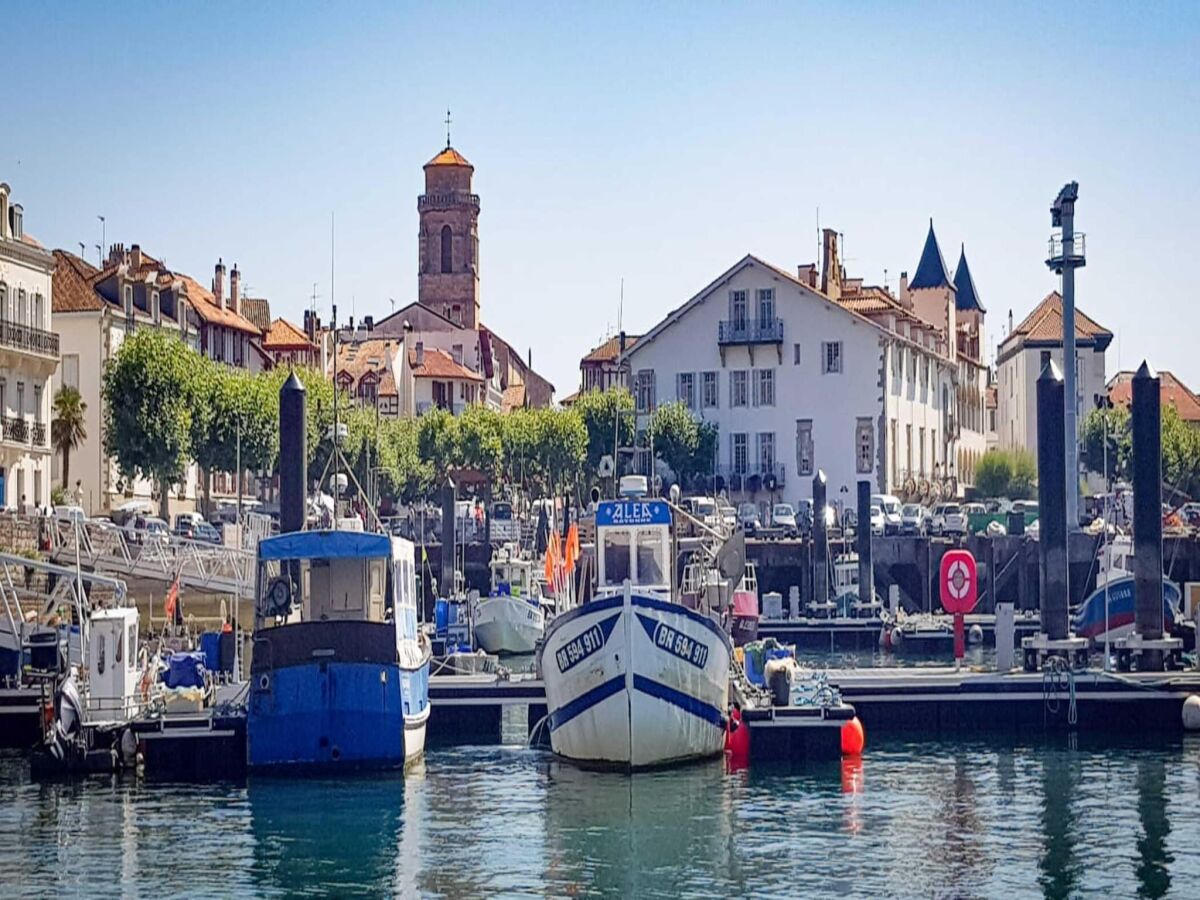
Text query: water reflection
542 758 735 896
1135 754 1172 899
1039 746 1081 900
249 775 404 896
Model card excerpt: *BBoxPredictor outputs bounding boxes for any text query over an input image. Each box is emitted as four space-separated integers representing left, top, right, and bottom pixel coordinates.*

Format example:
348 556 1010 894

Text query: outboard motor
47 673 84 762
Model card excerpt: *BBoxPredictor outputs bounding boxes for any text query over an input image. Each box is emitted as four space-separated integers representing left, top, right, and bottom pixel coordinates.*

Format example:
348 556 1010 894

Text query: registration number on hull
556 623 605 673
652 622 709 669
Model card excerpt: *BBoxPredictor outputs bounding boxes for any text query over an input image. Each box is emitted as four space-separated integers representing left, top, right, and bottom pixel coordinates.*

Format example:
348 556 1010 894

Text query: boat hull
248 621 430 771
540 589 731 769
473 595 545 655
1073 576 1180 643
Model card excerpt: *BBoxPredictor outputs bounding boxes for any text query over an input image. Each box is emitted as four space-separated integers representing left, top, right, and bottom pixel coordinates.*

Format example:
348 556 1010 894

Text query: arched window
440 225 453 274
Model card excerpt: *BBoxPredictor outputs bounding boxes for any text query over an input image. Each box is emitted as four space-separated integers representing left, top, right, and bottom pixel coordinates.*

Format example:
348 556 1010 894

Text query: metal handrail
717 317 784 344
0 320 60 356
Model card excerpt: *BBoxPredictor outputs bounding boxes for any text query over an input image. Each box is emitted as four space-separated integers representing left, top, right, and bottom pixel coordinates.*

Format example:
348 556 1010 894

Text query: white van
871 494 902 535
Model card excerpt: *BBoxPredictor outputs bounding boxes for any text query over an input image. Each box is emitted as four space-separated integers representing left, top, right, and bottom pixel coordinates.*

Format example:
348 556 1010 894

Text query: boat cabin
255 532 421 649
595 500 671 594
490 547 539 600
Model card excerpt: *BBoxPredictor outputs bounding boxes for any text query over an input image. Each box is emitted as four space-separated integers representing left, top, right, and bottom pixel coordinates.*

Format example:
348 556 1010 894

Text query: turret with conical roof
907 219 957 359
953 245 985 313
910 219 954 290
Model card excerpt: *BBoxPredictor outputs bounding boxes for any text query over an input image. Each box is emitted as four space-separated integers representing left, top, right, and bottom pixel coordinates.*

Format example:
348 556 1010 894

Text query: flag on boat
564 524 580 573
544 531 560 583
164 576 180 622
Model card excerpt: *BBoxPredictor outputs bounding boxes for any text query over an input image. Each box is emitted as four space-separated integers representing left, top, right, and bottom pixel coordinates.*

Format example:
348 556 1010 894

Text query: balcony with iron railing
717 317 784 345
1046 233 1086 272
418 191 480 212
0 416 46 448
0 321 60 358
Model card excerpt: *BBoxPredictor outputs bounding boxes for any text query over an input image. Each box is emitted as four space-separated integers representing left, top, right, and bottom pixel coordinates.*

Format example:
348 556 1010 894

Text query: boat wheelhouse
472 545 545 655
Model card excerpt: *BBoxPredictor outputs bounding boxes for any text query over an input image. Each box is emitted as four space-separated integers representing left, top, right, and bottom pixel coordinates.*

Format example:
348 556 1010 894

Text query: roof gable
264 317 316 350
1006 292 1112 349
909 220 954 290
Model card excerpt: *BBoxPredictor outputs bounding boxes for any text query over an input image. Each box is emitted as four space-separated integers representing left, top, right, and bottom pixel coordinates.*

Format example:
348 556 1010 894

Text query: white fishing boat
472 545 546 655
539 480 732 769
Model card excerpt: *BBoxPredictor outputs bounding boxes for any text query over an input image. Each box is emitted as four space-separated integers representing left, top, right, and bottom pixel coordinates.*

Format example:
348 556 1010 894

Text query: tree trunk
158 478 170 520
61 447 70 490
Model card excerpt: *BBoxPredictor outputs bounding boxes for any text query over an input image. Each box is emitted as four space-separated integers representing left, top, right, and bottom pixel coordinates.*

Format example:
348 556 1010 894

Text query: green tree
417 407 461 483
1080 404 1132 484
974 450 1013 498
458 406 503 481
51 386 87 490
1008 449 1038 500
648 401 698 485
102 329 204 517
500 408 543 491
534 407 587 497
573 388 635 482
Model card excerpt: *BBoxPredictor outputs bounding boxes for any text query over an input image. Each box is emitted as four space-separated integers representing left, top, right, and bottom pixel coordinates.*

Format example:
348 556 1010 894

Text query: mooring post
1036 361 1069 642
813 470 828 612
278 373 307 536
856 480 873 614
1132 362 1167 670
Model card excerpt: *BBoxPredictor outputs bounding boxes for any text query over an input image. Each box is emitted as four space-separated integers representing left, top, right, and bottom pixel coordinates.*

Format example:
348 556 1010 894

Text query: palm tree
52 386 87 489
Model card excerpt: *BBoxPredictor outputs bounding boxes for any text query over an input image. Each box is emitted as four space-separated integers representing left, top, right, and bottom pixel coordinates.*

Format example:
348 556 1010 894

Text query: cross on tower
445 108 452 148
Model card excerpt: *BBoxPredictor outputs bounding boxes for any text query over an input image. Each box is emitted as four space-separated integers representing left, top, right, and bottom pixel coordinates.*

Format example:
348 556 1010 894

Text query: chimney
415 341 424 367
820 228 842 300
527 348 532 369
230 264 241 315
899 272 910 309
213 258 226 310
619 330 627 354
364 315 374 331
130 243 143 271
797 264 818 288
1008 308 1014 336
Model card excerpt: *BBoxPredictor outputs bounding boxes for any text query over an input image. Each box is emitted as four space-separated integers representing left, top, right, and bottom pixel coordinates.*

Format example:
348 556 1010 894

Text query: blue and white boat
248 530 431 771
1073 575 1181 644
539 492 732 769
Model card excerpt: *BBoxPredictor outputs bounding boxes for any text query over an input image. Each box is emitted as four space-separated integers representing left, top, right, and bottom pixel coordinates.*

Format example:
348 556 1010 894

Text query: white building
996 291 1112 457
621 224 994 514
0 183 58 510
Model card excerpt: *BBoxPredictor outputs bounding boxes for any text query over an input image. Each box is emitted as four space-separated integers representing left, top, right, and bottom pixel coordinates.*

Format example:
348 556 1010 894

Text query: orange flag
564 523 580 573
545 531 560 583
164 576 180 621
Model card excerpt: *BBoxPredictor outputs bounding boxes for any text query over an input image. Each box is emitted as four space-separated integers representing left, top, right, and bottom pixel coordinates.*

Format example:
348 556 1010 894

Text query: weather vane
445 108 452 148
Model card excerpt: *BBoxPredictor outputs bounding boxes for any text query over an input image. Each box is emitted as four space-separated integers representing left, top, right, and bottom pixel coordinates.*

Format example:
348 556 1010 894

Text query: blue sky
4 2 1198 394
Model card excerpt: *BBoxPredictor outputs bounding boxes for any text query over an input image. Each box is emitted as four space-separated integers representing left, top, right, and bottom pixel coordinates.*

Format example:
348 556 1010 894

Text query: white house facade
0 183 58 511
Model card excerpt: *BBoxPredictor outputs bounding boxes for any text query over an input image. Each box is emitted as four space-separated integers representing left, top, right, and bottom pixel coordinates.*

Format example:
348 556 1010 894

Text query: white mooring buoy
968 624 984 646
1183 695 1200 731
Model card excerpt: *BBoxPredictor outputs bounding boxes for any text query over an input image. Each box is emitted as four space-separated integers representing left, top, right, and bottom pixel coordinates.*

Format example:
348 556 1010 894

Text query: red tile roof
409 347 484 381
176 274 263 335
583 334 640 363
502 383 526 412
51 250 104 312
1109 370 1200 422
264 317 316 351
1009 292 1111 344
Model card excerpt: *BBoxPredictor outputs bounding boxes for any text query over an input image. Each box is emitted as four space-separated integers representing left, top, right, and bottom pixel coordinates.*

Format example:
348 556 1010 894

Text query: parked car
689 497 720 529
53 505 86 523
490 501 520 543
173 512 207 539
900 503 928 535
738 502 761 535
930 502 967 537
771 502 797 536
718 503 737 531
869 505 886 537
192 521 222 545
871 494 902 535
142 516 172 547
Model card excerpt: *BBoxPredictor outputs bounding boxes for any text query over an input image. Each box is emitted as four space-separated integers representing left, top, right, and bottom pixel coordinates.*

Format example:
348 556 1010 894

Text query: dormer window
124 285 133 313
151 290 160 323
10 206 22 240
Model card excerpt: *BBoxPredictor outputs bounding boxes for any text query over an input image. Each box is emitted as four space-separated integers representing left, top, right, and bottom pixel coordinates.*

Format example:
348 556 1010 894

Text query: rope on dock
1042 656 1078 726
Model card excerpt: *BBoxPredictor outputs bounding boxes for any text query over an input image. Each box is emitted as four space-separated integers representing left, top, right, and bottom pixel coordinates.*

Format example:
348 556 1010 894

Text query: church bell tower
418 120 480 330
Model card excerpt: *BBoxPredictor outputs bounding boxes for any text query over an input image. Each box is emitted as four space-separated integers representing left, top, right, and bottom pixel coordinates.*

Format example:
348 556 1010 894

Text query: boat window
603 529 631 585
635 529 666 586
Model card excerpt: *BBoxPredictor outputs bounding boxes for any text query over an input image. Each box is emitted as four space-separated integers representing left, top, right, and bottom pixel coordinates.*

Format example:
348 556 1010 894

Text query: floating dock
757 613 1043 652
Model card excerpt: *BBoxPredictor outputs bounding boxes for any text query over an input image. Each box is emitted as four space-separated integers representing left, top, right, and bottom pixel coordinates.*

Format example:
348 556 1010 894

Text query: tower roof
909 220 954 290
953 244 985 313
425 146 472 168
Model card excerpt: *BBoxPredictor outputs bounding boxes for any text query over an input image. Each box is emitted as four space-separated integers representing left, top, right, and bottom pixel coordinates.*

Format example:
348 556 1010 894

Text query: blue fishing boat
248 530 431 770
1072 575 1181 643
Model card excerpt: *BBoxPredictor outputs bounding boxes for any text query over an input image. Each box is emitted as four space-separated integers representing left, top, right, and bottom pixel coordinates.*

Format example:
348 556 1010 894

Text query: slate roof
953 245 985 313
241 297 271 332
909 220 954 290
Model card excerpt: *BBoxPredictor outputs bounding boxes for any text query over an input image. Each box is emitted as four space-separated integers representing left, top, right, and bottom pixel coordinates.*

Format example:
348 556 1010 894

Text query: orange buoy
840 716 865 755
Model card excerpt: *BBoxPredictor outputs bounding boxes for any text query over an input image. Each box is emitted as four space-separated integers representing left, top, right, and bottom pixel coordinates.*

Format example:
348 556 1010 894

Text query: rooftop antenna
97 215 105 260
94 244 101 264
883 267 889 292
618 277 624 333
815 207 820 268
445 108 452 148
77 242 85 259
389 297 396 313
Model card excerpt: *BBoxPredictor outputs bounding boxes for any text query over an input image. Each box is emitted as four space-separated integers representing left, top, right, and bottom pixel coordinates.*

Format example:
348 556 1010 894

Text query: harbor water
3 733 1200 898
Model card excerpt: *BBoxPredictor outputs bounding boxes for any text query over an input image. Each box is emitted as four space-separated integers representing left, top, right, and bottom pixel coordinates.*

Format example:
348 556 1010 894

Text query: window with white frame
635 370 656 412
62 355 80 391
731 433 748 475
701 371 718 408
730 370 748 407
729 290 748 329
17 290 26 325
757 432 776 473
0 283 6 321
756 288 775 327
793 343 801 365
753 369 775 407
795 419 814 477
856 418 873 474
822 341 842 374
676 372 695 409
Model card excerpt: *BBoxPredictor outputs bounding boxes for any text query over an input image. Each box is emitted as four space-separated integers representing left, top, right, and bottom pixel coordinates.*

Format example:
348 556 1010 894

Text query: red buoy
725 706 750 767
840 716 865 755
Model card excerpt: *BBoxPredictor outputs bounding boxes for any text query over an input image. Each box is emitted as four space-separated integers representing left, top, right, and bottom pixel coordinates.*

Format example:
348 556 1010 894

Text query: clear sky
4 2 1198 395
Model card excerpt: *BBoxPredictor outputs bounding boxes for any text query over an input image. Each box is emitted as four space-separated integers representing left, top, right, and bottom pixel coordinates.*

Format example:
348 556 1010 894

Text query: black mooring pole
1036 360 1069 642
